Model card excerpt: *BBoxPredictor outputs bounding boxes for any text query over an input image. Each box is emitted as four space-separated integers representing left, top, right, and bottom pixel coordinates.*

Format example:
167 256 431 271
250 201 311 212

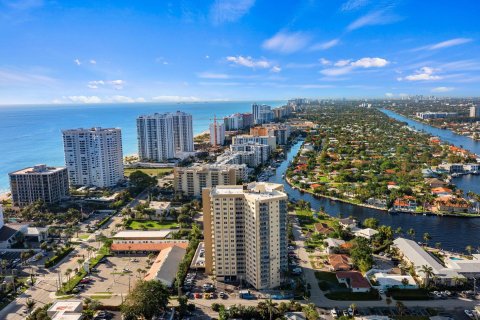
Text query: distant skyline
1 0 479 105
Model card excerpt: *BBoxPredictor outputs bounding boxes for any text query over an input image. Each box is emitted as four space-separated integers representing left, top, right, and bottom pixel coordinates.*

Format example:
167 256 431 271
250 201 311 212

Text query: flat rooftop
10 165 66 175
48 300 82 313
112 230 173 239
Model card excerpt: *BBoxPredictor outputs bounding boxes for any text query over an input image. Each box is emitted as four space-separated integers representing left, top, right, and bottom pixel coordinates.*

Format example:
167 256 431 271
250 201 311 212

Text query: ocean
0 101 285 193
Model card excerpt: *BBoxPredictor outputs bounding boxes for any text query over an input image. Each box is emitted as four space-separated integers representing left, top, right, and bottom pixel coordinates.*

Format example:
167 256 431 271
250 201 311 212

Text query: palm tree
136 268 144 279
77 258 85 272
395 227 403 236
396 301 406 316
25 299 36 315
407 228 415 239
65 268 72 282
420 265 435 287
423 232 431 246
466 245 473 255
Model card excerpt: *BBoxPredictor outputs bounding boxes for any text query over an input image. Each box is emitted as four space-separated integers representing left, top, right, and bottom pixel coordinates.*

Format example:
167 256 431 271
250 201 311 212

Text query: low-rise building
314 223 333 235
354 228 379 240
393 196 417 212
434 196 471 213
144 245 187 287
336 271 371 292
147 201 171 217
328 254 351 271
47 300 83 320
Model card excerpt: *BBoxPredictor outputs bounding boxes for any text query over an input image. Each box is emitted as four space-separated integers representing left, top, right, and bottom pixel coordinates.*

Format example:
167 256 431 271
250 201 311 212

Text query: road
0 189 149 319
290 214 480 310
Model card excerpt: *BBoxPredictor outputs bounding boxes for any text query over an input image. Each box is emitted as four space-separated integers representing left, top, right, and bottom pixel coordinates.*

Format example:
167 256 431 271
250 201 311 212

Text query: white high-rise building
209 121 225 146
171 111 194 152
137 112 194 161
252 103 273 125
470 106 480 118
62 128 124 188
203 182 288 290
137 113 175 161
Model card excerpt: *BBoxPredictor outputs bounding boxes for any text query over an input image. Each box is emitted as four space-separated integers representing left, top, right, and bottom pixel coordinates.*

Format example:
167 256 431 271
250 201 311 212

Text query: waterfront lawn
126 220 179 230
387 288 432 300
124 167 173 177
295 209 334 232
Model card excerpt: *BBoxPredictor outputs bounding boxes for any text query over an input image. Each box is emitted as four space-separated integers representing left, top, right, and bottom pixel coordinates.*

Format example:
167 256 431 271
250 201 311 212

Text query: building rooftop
9 164 66 175
48 300 83 313
0 223 27 241
336 271 371 289
111 241 188 252
112 230 173 239
144 245 186 287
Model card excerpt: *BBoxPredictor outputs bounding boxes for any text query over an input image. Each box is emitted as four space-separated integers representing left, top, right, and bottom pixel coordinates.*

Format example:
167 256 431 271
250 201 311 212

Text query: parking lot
76 255 151 297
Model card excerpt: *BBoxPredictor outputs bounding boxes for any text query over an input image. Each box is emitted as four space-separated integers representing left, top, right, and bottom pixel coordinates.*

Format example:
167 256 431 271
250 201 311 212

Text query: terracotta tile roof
336 271 371 289
328 254 351 271
314 223 333 234
111 242 188 252
431 187 452 194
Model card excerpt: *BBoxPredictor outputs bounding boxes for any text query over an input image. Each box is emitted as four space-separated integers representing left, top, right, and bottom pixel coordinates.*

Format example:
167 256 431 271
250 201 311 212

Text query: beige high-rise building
174 164 247 198
203 182 288 290
9 164 69 207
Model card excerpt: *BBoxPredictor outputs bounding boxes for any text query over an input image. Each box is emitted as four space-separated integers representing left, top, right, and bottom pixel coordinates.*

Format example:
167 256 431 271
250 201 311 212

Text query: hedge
45 247 74 268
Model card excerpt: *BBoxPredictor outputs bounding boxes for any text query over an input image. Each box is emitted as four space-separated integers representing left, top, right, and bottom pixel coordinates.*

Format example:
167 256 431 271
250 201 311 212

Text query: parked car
330 309 338 319
464 309 474 318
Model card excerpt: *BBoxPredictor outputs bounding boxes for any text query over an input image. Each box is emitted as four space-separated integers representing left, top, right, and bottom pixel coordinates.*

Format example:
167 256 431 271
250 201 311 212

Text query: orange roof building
328 254 351 271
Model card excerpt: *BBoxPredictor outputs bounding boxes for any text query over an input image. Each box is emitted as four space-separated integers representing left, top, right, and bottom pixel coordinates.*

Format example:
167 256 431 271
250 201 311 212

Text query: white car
464 310 474 318
330 309 338 318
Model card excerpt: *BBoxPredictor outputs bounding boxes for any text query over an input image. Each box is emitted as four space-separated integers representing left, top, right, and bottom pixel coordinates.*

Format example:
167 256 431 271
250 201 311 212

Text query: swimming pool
449 257 463 261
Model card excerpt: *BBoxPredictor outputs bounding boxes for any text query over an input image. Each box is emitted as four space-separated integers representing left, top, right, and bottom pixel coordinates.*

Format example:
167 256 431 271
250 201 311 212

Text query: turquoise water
449 257 463 260
0 101 284 192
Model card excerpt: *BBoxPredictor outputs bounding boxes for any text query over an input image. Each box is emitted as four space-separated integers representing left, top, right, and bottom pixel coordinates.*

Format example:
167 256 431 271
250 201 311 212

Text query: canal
268 112 480 253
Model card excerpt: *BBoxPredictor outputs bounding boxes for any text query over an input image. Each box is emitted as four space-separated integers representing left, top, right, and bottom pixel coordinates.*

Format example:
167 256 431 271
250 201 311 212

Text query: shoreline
286 176 480 218
384 108 480 145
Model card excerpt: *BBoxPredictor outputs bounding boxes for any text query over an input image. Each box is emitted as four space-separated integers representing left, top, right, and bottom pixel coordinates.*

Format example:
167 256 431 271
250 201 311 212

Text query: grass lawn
79 234 90 240
388 288 432 300
315 271 345 291
325 289 381 301
126 220 179 230
124 167 173 177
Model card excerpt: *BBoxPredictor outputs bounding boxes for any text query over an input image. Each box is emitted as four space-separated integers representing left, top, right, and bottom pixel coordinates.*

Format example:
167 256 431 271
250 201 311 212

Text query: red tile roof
336 271 371 289
328 254 351 271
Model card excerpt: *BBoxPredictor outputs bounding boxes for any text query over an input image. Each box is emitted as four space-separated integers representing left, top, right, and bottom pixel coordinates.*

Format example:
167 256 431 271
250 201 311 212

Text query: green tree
121 280 170 320
423 232 431 246
25 299 36 315
466 245 473 255
129 171 157 194
363 218 379 229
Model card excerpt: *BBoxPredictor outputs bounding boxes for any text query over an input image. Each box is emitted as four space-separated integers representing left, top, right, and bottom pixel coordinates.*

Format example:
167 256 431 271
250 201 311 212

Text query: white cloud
87 79 125 89
210 0 255 25
152 95 202 102
321 57 389 76
155 57 169 65
197 72 230 79
310 38 340 51
431 86 454 93
205 55 210 59
347 10 400 31
320 66 354 76
319 58 331 66
351 57 389 68
398 67 441 81
341 0 369 11
66 96 101 104
385 92 394 97
89 59 96 65
107 95 145 103
413 38 473 51
74 59 81 66
226 56 271 68
270 66 281 73
0 68 56 85
334 59 351 67
262 31 310 54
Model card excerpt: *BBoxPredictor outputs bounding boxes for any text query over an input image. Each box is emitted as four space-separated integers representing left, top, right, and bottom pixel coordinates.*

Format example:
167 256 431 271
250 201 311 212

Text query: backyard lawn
124 167 173 177
126 220 179 230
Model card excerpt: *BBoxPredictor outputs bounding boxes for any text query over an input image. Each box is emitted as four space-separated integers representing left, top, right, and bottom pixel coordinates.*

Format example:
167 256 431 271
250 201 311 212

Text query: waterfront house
425 178 446 188
434 196 471 213
336 271 371 292
324 238 346 253
354 228 379 240
393 196 417 212
431 187 453 197
338 217 357 229
328 254 352 271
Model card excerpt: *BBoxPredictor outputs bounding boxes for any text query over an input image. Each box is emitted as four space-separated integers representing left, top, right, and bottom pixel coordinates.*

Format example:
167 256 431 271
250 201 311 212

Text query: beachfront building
223 113 254 131
137 113 175 161
209 121 225 146
62 127 124 188
203 182 288 289
174 164 247 197
9 164 69 207
137 111 194 161
252 103 274 125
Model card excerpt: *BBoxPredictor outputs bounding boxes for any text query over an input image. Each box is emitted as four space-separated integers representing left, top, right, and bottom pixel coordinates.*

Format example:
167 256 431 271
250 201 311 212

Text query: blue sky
0 0 479 104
